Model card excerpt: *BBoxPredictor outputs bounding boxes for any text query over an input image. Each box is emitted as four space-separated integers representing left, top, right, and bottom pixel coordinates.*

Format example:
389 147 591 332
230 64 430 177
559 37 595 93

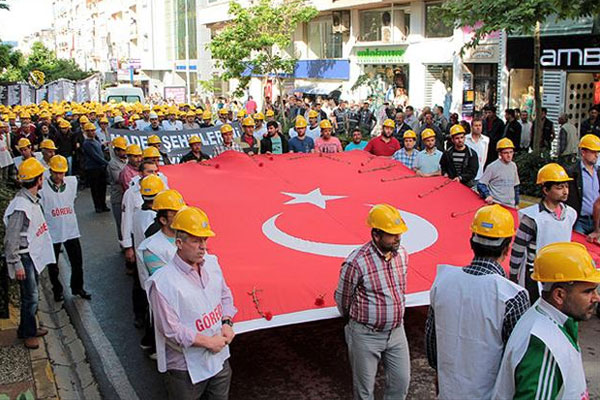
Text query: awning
292 83 341 97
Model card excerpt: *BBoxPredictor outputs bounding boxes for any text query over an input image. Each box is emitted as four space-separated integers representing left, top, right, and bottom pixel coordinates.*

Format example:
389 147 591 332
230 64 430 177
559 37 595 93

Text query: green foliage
210 0 318 98
514 151 558 196
0 0 9 10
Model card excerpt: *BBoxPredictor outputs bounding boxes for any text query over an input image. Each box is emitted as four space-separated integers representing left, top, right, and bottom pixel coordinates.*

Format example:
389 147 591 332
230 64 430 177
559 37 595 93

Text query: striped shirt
392 148 418 169
451 149 467 176
334 241 408 331
213 142 243 156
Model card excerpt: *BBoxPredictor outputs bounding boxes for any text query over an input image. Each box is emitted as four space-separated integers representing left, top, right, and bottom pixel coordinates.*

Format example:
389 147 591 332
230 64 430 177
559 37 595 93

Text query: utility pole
184 0 191 103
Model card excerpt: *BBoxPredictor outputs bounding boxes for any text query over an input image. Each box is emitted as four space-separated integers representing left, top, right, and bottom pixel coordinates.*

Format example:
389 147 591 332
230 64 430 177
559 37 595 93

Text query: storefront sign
507 34 600 70
356 48 406 64
463 45 498 63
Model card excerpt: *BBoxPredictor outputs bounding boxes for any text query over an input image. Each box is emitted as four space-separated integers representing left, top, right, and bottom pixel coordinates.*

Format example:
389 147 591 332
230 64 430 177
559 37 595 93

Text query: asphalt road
63 188 598 400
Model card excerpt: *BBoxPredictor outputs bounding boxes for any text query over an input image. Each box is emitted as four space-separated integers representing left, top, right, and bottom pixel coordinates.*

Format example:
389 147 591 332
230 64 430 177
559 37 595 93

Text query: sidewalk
0 273 100 400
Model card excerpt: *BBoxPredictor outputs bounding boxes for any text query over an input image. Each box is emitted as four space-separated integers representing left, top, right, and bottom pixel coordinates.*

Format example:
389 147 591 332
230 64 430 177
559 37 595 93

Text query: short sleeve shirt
479 159 520 206
414 149 442 174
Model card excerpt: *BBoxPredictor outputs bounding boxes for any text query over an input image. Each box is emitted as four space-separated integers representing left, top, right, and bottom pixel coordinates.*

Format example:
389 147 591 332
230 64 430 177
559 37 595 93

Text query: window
175 0 197 60
425 3 453 38
359 8 410 42
107 95 141 103
308 18 343 59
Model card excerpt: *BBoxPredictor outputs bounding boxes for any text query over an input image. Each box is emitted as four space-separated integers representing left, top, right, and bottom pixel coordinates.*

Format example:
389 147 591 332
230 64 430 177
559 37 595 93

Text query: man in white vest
137 189 186 359
493 242 599 400
510 163 577 303
147 207 237 399
40 155 91 302
3 158 55 349
426 204 530 400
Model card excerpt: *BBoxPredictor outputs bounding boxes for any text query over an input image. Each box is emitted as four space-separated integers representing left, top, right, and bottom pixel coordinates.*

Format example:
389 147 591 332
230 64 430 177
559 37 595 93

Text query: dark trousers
165 360 232 400
524 264 539 305
130 260 147 321
86 167 107 211
47 238 84 296
18 254 39 339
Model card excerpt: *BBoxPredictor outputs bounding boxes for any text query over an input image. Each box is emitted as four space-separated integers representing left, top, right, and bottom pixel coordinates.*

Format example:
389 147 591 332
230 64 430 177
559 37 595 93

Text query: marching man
335 204 411 400
147 207 237 400
493 242 599 400
3 158 55 349
477 138 520 207
40 155 91 302
426 205 529 399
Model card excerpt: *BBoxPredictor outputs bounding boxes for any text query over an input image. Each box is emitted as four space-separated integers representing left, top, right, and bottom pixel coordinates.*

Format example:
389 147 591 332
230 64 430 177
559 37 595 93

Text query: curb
37 274 101 400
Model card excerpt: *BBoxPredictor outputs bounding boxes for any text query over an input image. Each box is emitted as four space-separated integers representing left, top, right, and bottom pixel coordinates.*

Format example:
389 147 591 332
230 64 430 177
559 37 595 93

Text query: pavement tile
0 344 33 385
38 310 70 330
29 341 48 362
82 383 102 400
31 359 58 399
52 365 77 392
0 382 35 400
44 334 70 366
76 363 95 390
59 324 77 345
67 340 87 364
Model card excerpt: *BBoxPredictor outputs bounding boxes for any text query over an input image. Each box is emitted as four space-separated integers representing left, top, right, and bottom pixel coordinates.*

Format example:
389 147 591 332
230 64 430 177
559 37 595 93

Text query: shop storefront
506 33 600 129
354 47 409 106
461 44 500 117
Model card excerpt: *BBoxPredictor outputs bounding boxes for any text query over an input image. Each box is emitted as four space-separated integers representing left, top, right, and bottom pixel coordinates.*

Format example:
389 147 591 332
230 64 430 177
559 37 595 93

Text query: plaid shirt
425 257 530 370
335 241 408 331
392 148 418 169
213 141 243 156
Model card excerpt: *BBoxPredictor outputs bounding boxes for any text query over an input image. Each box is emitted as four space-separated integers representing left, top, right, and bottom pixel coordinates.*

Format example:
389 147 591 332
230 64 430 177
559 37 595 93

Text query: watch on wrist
222 319 233 327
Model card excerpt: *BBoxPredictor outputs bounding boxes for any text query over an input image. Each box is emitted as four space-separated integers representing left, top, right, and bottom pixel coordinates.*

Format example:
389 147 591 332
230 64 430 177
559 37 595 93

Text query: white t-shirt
465 134 489 180
479 159 520 206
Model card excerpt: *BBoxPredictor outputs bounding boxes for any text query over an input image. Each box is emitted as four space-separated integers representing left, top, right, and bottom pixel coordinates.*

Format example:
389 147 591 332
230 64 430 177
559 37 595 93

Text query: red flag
160 151 549 332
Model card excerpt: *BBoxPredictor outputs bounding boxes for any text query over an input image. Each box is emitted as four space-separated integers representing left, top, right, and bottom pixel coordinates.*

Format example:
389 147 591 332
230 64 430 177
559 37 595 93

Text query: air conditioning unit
332 10 350 33
382 26 392 43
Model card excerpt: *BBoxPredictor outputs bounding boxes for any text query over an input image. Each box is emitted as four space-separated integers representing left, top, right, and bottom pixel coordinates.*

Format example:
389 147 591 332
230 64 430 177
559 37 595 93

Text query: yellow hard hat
403 130 417 139
198 110 209 120
99 117 109 124
126 144 142 156
532 242 600 283
421 128 436 140
319 119 333 130
579 134 600 151
79 116 90 124
470 204 515 238
254 112 264 120
308 110 319 118
295 116 308 128
171 206 216 237
186 111 196 118
220 124 234 134
17 138 31 149
112 137 127 150
383 119 396 129
152 189 186 211
218 108 229 116
266 109 275 117
142 146 161 159
59 120 71 129
140 174 165 197
496 138 515 151
188 135 202 145
130 114 140 121
40 139 57 150
242 117 255 127
48 155 68 173
83 122 96 131
18 157 45 181
449 124 466 136
147 135 161 145
366 204 408 235
20 112 31 119
536 163 572 185
237 109 246 118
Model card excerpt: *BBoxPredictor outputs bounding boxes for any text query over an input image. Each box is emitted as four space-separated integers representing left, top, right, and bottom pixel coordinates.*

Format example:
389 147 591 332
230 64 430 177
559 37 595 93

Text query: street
63 188 599 399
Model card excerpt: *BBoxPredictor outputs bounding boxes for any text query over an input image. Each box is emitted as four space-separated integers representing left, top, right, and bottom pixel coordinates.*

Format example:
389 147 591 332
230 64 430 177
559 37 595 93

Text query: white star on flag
281 188 346 209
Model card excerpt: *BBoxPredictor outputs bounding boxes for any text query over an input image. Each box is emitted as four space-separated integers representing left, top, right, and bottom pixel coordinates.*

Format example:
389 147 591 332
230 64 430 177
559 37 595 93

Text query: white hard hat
113 116 125 124
149 112 158 119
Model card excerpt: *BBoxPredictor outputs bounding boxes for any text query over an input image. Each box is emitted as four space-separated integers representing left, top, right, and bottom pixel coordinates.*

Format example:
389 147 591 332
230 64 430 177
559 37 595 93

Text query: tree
23 42 91 82
210 0 318 119
439 0 600 153
0 0 9 11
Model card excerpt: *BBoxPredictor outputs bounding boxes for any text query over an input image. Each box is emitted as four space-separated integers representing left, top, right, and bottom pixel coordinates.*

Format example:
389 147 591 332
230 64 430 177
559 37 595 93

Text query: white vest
13 152 43 170
40 176 80 243
431 265 525 400
136 230 177 280
0 135 13 168
132 208 156 285
120 183 143 248
492 299 588 400
130 172 169 188
517 205 577 287
3 194 56 275
147 255 230 384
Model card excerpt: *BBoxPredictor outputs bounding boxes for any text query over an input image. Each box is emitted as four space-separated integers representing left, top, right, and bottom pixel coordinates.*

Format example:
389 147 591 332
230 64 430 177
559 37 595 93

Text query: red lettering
202 315 211 329
195 304 226 332
36 222 48 237
195 319 205 332
208 312 217 326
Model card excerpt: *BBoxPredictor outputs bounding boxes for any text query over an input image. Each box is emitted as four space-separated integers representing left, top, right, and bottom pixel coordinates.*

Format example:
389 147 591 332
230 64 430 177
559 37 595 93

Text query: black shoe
54 293 64 302
134 317 145 329
101 207 110 212
95 208 103 213
72 289 92 300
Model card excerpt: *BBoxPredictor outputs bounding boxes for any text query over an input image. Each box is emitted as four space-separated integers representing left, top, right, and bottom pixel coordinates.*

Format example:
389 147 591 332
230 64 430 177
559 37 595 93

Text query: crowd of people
1 97 600 400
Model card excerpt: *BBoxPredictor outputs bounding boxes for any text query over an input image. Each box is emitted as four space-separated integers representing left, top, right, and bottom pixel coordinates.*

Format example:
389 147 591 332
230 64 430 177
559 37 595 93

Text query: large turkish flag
161 151 599 333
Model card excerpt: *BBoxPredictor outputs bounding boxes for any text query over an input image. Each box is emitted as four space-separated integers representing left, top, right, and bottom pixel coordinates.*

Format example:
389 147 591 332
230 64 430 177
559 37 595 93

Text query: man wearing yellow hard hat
162 108 183 131
414 128 442 177
236 117 261 155
253 112 267 140
81 122 110 213
13 137 43 170
108 137 129 241
392 130 418 169
477 138 520 207
314 119 341 154
183 111 200 130
306 109 321 141
510 163 577 303
3 158 55 349
566 134 600 236
199 110 214 128
39 138 57 172
364 119 401 157
40 155 91 302
146 207 237 398
494 242 600 399
426 205 529 399
335 204 410 400
214 124 243 156
288 116 315 153
439 124 479 188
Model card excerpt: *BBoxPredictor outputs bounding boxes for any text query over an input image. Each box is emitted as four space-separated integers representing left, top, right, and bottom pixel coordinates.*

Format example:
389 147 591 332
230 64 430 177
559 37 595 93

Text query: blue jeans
17 254 39 339
574 215 594 235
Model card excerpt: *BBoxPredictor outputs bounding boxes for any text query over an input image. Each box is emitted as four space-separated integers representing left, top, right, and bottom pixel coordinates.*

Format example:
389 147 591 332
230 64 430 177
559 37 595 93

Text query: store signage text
356 48 406 64
540 48 600 68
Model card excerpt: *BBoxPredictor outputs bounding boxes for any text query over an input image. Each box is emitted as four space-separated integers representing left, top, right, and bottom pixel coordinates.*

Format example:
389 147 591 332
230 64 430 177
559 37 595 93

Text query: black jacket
484 117 505 166
566 162 600 216
180 150 210 163
504 120 522 151
440 146 479 187
260 135 289 154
